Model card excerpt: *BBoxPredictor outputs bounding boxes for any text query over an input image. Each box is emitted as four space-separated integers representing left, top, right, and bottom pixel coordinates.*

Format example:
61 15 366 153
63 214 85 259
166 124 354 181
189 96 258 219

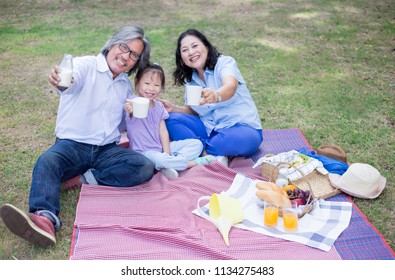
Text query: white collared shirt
54 53 134 145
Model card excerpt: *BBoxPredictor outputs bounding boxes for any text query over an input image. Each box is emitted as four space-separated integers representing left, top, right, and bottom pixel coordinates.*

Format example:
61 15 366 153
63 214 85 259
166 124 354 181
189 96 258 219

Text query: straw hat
316 145 347 163
328 163 386 199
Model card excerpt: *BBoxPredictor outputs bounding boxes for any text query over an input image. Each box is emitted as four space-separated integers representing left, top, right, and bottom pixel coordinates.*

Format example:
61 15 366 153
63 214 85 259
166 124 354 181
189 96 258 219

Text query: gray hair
101 26 151 76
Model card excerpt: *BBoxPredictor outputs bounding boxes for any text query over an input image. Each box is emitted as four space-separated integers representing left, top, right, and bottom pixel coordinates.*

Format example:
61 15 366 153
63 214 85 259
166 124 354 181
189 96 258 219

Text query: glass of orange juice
264 202 279 227
283 204 298 232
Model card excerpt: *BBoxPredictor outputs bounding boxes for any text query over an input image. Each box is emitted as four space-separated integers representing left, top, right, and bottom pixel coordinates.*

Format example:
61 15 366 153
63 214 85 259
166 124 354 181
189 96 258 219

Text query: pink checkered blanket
70 159 342 260
69 129 394 260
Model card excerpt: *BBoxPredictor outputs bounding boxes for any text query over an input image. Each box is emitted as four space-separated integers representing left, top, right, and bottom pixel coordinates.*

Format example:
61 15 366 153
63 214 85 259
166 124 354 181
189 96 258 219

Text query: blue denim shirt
185 55 262 136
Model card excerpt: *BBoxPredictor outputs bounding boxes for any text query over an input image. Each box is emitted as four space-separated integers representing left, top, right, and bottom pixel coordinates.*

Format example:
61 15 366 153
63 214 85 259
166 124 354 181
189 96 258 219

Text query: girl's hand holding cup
124 99 134 114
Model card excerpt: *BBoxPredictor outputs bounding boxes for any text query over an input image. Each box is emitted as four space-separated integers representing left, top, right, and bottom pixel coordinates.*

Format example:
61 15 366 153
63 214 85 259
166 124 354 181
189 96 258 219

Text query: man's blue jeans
29 139 154 226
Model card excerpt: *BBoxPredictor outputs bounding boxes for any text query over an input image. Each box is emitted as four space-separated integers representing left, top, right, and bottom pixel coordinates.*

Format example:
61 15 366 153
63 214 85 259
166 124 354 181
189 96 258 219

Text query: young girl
124 63 215 178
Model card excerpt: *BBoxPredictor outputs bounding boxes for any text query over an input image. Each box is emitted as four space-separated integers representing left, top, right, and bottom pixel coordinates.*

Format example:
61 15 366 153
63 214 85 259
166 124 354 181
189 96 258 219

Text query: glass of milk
58 54 73 88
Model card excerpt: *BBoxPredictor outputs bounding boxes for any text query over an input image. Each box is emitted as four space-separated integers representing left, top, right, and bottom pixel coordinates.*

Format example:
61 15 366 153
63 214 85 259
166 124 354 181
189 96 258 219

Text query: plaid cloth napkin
194 173 352 252
253 150 328 181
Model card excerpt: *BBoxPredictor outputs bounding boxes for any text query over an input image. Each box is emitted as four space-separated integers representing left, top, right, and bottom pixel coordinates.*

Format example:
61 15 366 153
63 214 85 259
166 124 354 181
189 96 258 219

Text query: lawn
0 0 394 259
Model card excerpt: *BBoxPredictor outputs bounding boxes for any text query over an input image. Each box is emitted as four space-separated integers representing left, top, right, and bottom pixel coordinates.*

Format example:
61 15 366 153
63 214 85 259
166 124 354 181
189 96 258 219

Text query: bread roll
256 189 292 208
256 181 288 197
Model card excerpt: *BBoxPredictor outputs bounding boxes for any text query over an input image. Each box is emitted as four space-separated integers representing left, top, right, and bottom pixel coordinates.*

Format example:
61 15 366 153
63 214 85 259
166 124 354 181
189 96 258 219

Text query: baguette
256 181 288 197
256 189 292 208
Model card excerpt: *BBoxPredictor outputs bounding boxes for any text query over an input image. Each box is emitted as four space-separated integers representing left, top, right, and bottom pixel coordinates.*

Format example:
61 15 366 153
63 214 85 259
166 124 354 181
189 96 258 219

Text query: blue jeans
29 139 154 224
166 113 263 157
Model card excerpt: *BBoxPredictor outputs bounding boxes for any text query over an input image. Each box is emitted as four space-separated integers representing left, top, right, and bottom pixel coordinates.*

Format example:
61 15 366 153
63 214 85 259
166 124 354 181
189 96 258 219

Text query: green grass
0 0 394 259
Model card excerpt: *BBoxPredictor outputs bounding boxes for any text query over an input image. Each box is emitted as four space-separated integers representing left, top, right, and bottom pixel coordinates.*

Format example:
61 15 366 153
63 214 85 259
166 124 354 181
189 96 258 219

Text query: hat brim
316 145 348 163
328 173 386 199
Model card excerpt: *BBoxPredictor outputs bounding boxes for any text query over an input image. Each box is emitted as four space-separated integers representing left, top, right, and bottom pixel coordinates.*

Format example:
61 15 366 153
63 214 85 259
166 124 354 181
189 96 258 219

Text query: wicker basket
261 156 341 200
266 162 315 218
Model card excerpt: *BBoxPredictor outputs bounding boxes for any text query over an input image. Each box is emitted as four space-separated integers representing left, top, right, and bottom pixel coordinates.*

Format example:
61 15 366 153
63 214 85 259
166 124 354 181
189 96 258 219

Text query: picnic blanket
69 128 395 260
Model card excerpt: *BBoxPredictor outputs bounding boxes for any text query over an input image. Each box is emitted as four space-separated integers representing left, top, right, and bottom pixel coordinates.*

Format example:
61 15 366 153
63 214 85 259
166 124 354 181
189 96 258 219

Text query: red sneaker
0 204 56 248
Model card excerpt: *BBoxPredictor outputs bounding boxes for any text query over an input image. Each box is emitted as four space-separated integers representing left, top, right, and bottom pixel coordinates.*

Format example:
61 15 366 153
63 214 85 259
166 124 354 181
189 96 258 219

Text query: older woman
161 29 263 165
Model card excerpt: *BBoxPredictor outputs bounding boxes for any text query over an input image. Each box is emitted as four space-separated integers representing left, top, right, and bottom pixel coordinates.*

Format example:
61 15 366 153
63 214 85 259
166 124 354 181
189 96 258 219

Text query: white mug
132 97 150 118
186 85 202 106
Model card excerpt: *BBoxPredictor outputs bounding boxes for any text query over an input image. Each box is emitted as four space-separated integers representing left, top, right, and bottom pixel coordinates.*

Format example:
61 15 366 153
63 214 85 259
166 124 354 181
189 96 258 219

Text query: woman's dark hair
134 62 165 90
173 29 221 86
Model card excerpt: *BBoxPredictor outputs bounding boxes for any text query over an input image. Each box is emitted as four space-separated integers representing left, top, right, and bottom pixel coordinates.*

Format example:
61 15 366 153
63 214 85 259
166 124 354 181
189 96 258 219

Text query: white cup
58 68 73 88
132 97 150 118
186 85 202 106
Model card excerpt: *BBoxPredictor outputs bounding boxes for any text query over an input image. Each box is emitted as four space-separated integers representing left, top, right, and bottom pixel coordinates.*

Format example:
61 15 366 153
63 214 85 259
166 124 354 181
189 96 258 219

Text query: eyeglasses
118 43 140 61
